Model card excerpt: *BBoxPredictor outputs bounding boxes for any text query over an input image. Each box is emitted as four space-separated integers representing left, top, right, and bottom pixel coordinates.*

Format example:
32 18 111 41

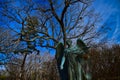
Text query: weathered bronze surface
56 39 91 80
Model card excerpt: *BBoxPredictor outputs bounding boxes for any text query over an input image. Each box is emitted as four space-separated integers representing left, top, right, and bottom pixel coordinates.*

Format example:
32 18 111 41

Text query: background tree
1 0 119 80
0 0 106 50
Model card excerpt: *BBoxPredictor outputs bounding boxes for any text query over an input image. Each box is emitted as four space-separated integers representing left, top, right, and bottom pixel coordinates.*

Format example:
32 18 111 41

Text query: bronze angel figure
55 39 91 80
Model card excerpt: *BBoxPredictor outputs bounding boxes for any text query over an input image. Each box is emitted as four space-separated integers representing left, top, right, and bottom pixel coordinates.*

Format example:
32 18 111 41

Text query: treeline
0 44 120 80
90 44 120 80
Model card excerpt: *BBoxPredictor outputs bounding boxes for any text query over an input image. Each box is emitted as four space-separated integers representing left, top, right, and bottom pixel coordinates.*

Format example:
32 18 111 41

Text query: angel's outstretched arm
70 46 85 54
60 55 66 70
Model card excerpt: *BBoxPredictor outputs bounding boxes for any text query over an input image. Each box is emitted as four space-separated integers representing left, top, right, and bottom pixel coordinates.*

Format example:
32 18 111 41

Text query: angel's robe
60 45 87 80
56 39 91 80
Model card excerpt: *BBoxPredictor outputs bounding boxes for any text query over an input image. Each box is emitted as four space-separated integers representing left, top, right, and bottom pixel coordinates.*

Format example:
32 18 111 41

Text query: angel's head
66 39 72 48
77 38 89 52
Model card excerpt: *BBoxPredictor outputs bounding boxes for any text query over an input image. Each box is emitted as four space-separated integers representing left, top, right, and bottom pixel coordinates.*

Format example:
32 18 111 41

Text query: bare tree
0 27 15 53
4 51 59 80
0 0 105 50
0 0 110 80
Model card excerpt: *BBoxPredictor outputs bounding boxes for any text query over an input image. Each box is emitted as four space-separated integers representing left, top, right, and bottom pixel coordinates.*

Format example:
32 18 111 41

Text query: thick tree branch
48 0 67 47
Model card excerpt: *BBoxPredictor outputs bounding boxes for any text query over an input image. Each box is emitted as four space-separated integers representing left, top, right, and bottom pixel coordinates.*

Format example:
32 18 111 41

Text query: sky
0 0 119 43
92 0 120 43
0 0 120 54
0 0 120 69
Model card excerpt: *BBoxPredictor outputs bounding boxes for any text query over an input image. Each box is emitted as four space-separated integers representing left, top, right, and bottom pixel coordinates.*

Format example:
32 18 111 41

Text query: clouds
93 0 120 43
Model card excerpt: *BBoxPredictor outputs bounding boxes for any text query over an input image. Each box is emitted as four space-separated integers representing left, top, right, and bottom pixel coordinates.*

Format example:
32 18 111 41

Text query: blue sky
0 0 119 43
0 0 120 55
0 0 120 68
92 0 120 43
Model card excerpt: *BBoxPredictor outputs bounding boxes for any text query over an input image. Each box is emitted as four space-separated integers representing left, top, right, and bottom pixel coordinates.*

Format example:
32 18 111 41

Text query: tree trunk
20 53 28 80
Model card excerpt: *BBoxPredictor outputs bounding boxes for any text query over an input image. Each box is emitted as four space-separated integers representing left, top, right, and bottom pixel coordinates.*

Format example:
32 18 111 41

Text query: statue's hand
60 65 63 70
64 49 70 54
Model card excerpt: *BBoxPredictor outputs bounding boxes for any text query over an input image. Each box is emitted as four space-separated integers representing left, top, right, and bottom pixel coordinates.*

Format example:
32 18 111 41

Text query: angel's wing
77 39 89 53
55 42 64 60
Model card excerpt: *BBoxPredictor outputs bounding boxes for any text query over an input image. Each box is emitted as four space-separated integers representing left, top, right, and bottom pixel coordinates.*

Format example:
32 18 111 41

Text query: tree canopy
0 0 106 54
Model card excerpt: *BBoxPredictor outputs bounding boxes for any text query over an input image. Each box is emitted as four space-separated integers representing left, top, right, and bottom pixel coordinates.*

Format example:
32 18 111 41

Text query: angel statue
55 38 91 80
